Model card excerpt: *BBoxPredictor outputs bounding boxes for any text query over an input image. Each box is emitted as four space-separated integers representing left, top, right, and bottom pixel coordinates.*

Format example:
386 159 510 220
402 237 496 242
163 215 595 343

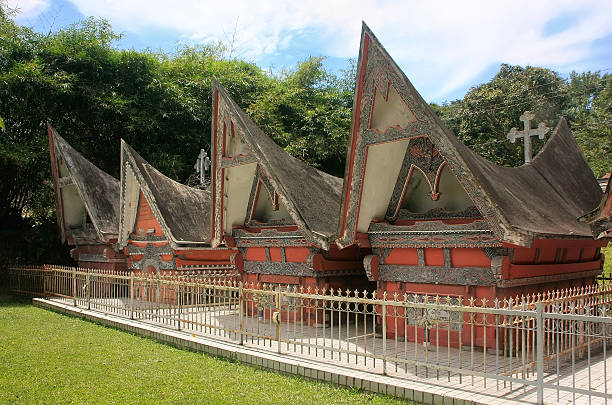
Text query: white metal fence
5 265 612 404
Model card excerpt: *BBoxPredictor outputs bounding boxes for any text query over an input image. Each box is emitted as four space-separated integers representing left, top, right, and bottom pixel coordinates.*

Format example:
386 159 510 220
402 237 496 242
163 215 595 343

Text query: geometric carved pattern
482 247 511 259
243 261 315 277
378 264 496 286
128 243 176 271
402 295 463 331
368 219 497 248
395 205 481 221
369 232 499 248
386 136 446 220
233 228 309 247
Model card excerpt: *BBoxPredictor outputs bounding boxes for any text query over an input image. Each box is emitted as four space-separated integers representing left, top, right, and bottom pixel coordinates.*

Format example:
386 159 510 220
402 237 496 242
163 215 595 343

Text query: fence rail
4 265 612 404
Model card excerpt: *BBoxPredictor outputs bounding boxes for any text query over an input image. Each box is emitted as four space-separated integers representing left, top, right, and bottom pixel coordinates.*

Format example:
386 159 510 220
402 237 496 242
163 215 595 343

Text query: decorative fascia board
378 264 497 286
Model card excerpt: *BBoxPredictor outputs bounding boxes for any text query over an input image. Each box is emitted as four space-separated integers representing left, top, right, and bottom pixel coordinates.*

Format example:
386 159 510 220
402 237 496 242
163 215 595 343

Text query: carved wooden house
210 81 370 293
340 25 608 313
48 125 126 270
49 24 610 327
117 140 236 277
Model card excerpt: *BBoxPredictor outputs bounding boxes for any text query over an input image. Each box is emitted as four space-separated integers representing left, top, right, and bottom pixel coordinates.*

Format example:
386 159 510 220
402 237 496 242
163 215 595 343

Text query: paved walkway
42 297 611 404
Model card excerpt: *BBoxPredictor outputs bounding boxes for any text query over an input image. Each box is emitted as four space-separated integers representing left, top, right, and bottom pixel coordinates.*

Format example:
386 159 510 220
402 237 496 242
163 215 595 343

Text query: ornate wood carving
378 264 496 285
386 137 446 220
368 219 499 248
338 26 515 248
232 228 309 247
395 206 481 221
128 243 176 271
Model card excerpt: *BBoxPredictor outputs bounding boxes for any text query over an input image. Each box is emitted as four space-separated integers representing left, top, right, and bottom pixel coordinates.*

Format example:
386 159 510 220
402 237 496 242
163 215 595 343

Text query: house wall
374 239 607 347
71 243 127 271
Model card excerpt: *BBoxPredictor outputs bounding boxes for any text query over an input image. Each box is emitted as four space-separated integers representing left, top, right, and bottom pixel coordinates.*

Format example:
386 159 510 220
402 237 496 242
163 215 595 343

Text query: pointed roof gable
211 80 343 249
336 23 602 248
579 171 612 239
119 140 212 248
48 124 120 242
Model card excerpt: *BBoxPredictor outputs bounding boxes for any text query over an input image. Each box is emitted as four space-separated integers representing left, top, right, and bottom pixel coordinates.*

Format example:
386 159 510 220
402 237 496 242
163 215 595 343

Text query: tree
0 9 272 265
566 71 611 177
432 64 611 174
248 57 354 177
449 64 569 167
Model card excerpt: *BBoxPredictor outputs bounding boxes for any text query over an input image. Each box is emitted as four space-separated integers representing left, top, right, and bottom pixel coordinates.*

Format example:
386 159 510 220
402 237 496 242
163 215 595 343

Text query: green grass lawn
0 295 409 404
603 245 612 277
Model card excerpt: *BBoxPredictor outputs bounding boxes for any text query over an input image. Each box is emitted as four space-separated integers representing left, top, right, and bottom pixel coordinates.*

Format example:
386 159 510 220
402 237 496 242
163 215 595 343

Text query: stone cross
193 149 211 185
507 111 550 163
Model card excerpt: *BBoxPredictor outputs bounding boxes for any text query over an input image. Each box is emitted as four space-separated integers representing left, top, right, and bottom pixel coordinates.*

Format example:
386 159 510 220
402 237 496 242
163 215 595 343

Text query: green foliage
0 299 409 404
446 64 568 167
566 72 612 177
248 57 355 177
432 64 611 174
602 246 612 278
0 4 609 266
0 11 271 265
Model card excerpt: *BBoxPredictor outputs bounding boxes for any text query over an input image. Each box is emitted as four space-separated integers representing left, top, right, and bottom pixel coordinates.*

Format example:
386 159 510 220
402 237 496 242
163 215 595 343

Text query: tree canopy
0 8 610 265
432 64 611 174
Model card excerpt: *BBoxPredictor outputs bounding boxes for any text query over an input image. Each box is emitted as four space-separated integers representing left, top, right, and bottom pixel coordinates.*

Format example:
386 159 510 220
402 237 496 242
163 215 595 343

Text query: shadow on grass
0 292 33 307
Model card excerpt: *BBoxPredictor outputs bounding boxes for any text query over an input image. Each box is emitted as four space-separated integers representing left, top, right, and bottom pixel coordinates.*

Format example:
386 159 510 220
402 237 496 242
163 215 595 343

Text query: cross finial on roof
193 149 210 186
507 111 550 164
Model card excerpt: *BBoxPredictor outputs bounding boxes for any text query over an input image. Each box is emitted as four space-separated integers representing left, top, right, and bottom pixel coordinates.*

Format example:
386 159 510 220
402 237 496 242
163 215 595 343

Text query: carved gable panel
386 137 476 221
247 168 293 226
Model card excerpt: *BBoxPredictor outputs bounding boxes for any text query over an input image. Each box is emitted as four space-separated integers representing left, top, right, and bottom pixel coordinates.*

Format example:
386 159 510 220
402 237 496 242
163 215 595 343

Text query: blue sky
8 0 612 103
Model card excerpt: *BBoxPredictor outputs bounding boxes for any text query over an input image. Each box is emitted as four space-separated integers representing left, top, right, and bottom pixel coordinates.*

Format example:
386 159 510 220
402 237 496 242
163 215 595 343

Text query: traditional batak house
210 80 369 293
117 140 236 278
48 125 126 270
337 24 609 340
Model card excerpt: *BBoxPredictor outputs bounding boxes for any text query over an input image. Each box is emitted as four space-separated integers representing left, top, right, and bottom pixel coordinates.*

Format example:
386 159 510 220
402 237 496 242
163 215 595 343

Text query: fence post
130 271 135 320
72 267 77 306
275 287 282 354
536 301 544 404
382 291 387 375
238 281 244 345
42 266 47 298
177 281 182 331
86 269 90 310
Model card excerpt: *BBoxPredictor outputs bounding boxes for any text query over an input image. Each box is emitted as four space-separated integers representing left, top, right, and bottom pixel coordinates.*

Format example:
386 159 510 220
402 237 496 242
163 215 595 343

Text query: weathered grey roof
121 141 212 244
215 81 343 239
49 125 120 240
453 118 602 239
579 172 612 239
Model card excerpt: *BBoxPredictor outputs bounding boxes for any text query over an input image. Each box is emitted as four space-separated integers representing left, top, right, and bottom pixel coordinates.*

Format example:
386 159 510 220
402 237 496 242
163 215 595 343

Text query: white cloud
6 0 50 19
61 0 612 100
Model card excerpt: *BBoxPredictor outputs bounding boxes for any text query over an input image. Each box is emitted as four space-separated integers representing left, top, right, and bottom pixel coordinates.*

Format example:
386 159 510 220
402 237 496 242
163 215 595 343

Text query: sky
7 0 612 103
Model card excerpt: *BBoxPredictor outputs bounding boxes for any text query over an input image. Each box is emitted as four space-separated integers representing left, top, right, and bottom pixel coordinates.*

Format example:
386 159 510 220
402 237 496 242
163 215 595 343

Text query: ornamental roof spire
507 111 550 163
